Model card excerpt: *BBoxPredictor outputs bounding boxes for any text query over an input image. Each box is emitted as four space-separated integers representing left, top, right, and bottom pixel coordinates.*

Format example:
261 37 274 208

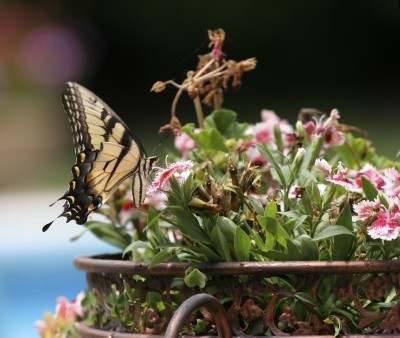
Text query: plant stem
171 86 185 117
193 96 205 129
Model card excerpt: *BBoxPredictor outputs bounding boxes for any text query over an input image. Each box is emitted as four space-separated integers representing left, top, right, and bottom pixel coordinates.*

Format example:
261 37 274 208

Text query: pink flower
315 159 357 192
367 210 400 240
261 109 281 124
175 132 196 159
245 145 266 166
56 292 84 322
245 110 294 165
353 164 385 191
382 167 400 197
143 191 168 211
315 158 331 176
147 161 193 196
303 109 345 148
353 198 400 241
353 199 381 222
35 292 84 338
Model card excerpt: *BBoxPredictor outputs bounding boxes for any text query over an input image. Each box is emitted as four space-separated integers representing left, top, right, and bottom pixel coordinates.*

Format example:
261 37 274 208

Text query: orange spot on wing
80 152 86 162
73 166 81 177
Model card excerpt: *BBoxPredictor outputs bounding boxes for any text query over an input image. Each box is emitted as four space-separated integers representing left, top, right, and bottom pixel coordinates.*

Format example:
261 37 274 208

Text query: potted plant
37 29 400 337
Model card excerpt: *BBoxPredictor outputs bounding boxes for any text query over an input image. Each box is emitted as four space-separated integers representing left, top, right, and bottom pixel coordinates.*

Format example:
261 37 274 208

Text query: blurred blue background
0 1 399 337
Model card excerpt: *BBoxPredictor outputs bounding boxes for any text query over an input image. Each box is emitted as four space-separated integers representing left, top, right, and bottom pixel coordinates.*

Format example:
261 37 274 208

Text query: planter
74 254 400 337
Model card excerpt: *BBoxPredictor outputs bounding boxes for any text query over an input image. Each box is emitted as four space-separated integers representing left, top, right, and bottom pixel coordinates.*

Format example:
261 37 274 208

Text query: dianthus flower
147 160 193 196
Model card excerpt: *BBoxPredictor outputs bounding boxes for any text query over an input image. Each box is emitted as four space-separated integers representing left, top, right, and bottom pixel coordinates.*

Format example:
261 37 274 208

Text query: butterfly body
43 82 158 231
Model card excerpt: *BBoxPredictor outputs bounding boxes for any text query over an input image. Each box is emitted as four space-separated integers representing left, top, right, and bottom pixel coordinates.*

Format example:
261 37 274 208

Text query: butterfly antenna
153 133 170 157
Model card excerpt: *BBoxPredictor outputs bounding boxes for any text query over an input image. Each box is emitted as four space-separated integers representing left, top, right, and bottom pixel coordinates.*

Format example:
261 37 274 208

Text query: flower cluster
38 29 400 337
35 293 84 338
316 158 400 241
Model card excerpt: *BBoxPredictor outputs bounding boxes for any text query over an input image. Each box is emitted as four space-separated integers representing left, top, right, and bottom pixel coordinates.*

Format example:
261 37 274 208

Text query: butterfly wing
62 82 144 154
43 82 151 231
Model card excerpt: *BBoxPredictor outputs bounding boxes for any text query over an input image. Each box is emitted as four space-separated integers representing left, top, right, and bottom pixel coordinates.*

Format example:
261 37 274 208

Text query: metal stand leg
164 294 232 338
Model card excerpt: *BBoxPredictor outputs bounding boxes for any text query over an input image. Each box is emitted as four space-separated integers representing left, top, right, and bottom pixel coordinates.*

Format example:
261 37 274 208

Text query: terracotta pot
74 254 400 337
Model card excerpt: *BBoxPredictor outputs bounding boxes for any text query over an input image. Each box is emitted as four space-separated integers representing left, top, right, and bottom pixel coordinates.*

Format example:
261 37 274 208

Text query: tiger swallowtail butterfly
43 82 158 232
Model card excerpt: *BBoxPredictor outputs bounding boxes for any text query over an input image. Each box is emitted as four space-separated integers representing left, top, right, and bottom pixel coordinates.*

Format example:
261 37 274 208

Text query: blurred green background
0 0 399 192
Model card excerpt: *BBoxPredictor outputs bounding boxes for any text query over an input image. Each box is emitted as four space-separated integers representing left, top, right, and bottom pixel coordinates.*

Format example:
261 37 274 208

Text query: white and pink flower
353 197 400 241
352 164 385 191
382 167 400 197
303 109 345 148
147 160 194 196
35 292 85 338
315 159 357 192
245 110 294 165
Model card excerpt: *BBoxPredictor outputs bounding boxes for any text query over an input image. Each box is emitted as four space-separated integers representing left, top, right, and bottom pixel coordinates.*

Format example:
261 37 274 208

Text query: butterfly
43 82 158 232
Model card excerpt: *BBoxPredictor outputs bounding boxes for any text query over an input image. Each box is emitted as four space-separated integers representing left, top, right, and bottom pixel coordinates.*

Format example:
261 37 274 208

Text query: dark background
0 0 399 190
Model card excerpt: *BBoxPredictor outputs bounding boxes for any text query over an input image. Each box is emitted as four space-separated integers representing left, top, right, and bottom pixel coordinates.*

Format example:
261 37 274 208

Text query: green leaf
144 208 169 249
265 250 290 261
204 109 237 135
286 239 302 260
334 134 370 169
273 124 284 152
146 292 163 307
300 189 313 227
332 202 355 260
295 292 318 306
259 201 290 248
182 124 228 152
298 235 319 260
149 248 177 268
265 200 277 219
234 227 251 261
211 226 232 261
258 205 290 249
167 205 211 245
300 136 324 171
361 176 379 201
123 240 153 257
313 225 355 242
184 267 207 288
324 315 342 338
195 242 223 261
246 195 265 216
216 216 237 243
82 221 130 250
245 224 267 251
321 185 337 214
256 145 287 189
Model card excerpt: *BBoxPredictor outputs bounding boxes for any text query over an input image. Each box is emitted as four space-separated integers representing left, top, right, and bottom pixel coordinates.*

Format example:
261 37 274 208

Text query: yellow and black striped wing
43 82 157 231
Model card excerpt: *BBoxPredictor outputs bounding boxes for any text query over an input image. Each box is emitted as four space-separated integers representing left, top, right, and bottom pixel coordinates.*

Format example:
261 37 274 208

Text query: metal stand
164 294 232 338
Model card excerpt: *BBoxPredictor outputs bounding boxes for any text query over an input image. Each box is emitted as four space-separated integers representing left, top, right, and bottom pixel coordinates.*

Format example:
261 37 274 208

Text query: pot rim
73 253 400 276
76 323 391 338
